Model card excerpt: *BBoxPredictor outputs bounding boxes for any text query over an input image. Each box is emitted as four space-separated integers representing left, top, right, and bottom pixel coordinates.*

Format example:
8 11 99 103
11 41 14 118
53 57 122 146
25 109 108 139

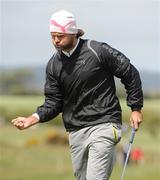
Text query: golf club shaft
120 143 132 180
120 128 136 180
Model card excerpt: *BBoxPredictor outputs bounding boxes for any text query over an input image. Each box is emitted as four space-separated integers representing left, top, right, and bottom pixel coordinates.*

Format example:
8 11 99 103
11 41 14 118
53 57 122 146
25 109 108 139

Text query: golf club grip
130 128 136 144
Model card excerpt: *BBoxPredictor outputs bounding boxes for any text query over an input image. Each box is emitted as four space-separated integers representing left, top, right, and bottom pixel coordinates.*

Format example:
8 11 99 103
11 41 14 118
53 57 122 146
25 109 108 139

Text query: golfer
12 10 143 180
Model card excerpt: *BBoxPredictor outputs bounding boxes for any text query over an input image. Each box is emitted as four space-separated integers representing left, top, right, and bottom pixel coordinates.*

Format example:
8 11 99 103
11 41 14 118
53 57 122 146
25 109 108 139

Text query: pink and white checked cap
49 10 84 36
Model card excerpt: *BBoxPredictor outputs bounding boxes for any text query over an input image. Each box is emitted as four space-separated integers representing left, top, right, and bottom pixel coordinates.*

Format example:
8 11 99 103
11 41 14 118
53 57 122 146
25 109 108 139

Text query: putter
120 127 136 180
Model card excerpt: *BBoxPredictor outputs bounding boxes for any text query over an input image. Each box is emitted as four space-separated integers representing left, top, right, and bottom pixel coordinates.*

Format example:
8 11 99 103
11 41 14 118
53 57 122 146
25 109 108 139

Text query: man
12 10 143 180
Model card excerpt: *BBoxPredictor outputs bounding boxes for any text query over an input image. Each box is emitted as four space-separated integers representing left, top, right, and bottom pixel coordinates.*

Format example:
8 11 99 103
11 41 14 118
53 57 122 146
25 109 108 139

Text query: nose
54 36 60 44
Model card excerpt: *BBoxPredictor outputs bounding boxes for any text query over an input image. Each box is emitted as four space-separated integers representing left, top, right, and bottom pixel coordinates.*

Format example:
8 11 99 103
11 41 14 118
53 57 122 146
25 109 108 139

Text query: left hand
130 110 143 130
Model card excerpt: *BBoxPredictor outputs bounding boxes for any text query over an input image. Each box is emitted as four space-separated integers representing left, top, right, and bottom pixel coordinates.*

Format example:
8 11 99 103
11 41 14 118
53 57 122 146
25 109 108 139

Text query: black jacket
36 39 143 131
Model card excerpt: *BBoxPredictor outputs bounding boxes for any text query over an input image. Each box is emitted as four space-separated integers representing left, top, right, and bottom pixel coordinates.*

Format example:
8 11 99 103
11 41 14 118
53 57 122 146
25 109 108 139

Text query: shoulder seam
87 40 101 63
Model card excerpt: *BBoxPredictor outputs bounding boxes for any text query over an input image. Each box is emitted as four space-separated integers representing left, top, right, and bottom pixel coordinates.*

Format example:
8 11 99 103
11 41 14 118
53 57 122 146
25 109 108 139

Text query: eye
51 33 66 40
57 35 65 38
51 35 63 39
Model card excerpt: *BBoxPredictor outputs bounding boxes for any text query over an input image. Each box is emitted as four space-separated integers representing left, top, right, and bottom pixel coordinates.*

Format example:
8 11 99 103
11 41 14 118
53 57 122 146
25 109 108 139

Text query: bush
45 129 69 145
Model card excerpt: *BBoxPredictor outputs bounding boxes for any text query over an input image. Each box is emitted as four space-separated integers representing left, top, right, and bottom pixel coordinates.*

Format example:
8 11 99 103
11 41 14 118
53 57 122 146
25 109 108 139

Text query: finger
131 121 134 128
11 117 23 123
138 119 142 124
13 121 19 126
16 121 23 126
12 117 24 124
11 119 18 123
135 118 142 130
15 123 25 130
130 118 138 130
16 125 25 130
13 120 23 127
134 121 139 130
130 118 134 127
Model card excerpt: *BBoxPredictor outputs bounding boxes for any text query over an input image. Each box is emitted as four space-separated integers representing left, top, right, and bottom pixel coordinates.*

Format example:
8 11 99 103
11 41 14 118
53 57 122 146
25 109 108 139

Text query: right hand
130 110 143 131
11 116 39 130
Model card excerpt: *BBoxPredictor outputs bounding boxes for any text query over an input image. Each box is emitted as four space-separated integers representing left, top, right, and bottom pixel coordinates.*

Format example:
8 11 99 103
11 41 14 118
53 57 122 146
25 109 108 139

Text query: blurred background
0 0 160 180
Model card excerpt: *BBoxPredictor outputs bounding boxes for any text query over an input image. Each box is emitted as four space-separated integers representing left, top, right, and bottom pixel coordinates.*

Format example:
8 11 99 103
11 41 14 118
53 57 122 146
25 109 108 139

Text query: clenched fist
11 116 39 130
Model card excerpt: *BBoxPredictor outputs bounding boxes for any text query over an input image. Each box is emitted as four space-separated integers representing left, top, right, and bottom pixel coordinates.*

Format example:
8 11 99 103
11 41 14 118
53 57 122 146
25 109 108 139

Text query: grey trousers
68 122 122 180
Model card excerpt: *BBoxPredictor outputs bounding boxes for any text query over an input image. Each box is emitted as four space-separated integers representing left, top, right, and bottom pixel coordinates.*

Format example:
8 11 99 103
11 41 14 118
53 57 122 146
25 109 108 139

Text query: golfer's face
51 32 76 51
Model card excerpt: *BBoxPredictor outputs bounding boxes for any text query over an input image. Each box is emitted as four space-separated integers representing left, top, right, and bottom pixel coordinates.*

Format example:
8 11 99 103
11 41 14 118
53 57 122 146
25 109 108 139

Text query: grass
0 95 160 124
0 125 160 180
0 125 73 180
0 95 160 179
0 95 44 120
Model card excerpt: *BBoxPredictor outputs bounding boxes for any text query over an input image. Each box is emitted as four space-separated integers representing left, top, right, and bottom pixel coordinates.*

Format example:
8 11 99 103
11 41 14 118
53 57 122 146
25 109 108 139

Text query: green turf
0 125 160 180
0 95 160 179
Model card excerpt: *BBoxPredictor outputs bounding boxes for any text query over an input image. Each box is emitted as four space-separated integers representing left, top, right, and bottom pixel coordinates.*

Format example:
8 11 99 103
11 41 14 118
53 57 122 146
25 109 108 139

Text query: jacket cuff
131 107 142 112
32 113 40 121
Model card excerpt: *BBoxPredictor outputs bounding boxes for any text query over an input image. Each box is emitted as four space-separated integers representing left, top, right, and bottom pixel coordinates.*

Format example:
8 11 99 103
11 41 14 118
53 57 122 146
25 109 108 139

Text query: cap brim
77 29 84 37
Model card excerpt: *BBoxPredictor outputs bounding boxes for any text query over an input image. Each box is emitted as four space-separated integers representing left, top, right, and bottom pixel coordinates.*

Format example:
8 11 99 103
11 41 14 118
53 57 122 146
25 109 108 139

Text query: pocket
111 123 122 144
68 132 74 147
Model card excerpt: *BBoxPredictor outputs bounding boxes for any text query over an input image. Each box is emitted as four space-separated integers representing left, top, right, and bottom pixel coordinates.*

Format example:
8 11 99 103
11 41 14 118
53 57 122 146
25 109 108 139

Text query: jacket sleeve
99 43 143 111
36 58 63 122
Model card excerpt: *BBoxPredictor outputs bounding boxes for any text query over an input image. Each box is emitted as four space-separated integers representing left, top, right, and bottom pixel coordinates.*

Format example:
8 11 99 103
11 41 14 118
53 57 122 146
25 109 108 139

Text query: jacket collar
62 38 80 57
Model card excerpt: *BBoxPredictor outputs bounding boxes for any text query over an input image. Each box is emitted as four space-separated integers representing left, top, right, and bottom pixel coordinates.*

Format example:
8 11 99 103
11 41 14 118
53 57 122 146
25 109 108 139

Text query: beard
54 36 76 52
55 43 73 51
